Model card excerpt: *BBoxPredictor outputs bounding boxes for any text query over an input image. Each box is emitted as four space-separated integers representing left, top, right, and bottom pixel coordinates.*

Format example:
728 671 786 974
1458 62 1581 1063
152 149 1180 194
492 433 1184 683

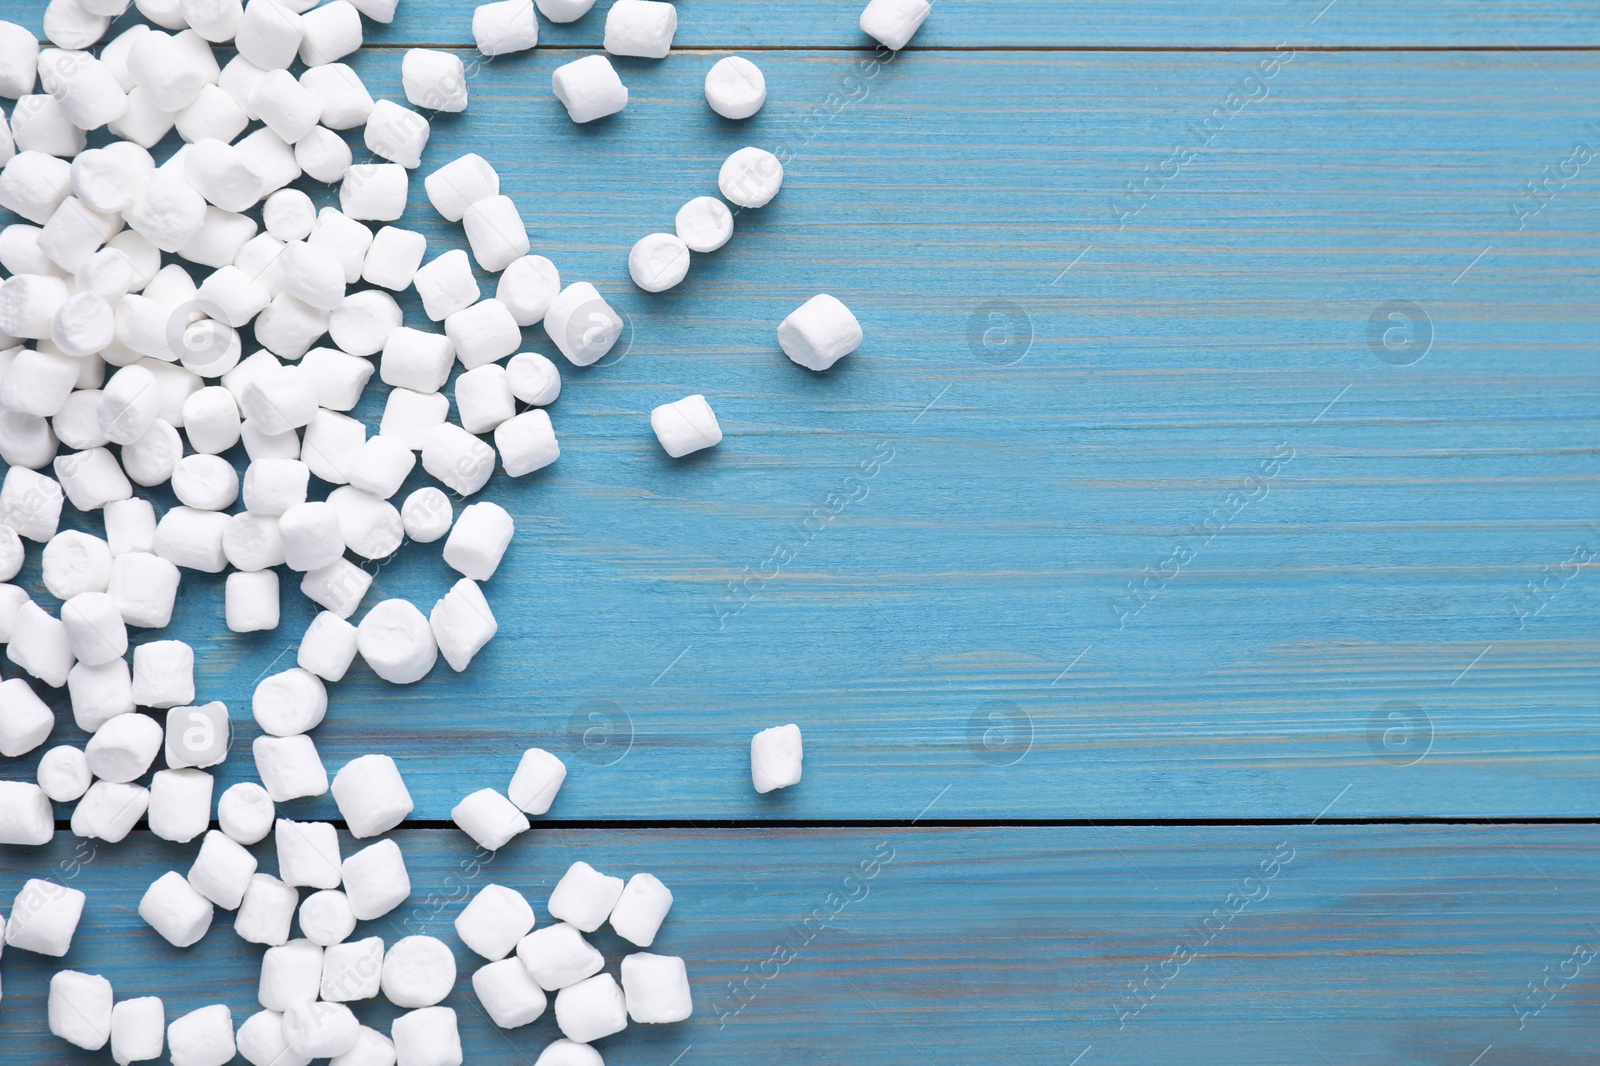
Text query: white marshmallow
534 1041 603 1066
0 275 70 343
260 939 323 1009
390 1007 460 1066
250 71 320 145
620 951 692 1023
71 779 150 841
235 1010 295 1066
629 231 690 292
253 733 329 801
536 0 596 20
356 598 437 683
182 0 244 42
751 722 803 792
108 88 177 149
299 0 363 66
0 465 64 540
54 447 132 511
382 935 455 1008
0 411 60 471
177 84 250 145
40 48 128 130
463 196 529 273
60 590 128 668
55 390 112 451
430 578 496 672
278 501 345 571
131 640 194 708
704 55 765 119
297 127 354 184
300 558 371 618
551 55 628 124
285 1000 360 1059
423 154 498 222
67 658 134 731
446 301 520 372
321 936 384 1002
182 385 242 452
476 958 548 1028
5 878 84 954
542 282 622 366
43 529 112 598
148 767 214 843
100 364 161 445
237 128 302 195
675 195 734 253
348 434 416 499
186 138 265 213
240 363 318 434
299 345 373 411
218 781 275 845
298 609 360 681
154 506 229 573
497 259 559 330
0 152 72 225
401 486 452 542
778 293 861 371
13 93 88 157
235 873 298 945
253 667 326 736
50 969 114 1049
495 409 561 476
225 512 286 571
341 162 407 222
41 200 120 276
109 551 180 627
604 0 677 58
236 0 304 70
0 21 40 99
402 49 467 113
509 747 566 815
85 710 163 781
226 570 280 632
610 873 673 947
37 744 91 801
276 817 342 889
0 349 75 418
244 457 309 515
111 997 166 1065
381 389 449 451
381 326 455 393
0 779 54 845
474 1 538 55
100 488 157 556
421 422 495 496
362 225 427 291
254 294 330 363
188 829 258 908
442 500 513 581
455 363 515 433
413 249 479 321
0 581 26 636
139 868 215 946
167 1004 235 1066
329 288 401 357
300 63 373 129
860 0 930 50
651 394 721 458
554 973 628 1043
505 351 561 406
308 207 374 275
342 837 410 920
127 172 208 253
719 146 784 208
264 188 316 241
6 600 72 687
450 787 528 851
332 1026 395 1066
331 752 413 838
172 453 240 511
456 884 535 961
549 861 625 933
164 700 230 770
364 98 428 169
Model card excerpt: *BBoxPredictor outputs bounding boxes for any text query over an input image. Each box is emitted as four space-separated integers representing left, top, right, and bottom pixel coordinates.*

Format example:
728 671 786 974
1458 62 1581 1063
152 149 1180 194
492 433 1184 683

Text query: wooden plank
4 49 1599 820
3 826 1599 1064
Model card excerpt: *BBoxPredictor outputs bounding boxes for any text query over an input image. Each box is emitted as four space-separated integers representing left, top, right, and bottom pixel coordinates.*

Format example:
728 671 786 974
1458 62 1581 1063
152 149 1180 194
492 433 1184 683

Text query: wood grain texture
4 826 1600 1065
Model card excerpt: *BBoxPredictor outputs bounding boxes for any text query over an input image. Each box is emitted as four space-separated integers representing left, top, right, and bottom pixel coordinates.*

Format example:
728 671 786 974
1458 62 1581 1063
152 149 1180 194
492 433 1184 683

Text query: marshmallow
299 889 356 945
226 570 280 632
188 829 258 908
299 0 363 66
381 388 449 450
381 326 455 392
332 752 413 837
218 781 276 845
43 201 120 278
235 1010 295 1066
284 1000 360 1059
260 939 323 1008
0 465 64 540
554 973 628 1043
342 838 410 919
6 878 84 954
455 364 515 433
309 208 372 283
455 884 535 961
240 363 318 433
6 600 73 686
549 861 625 933
55 447 132 511
164 700 230 769
475 958 548 1028
348 434 416 499
610 874 673 947
442 500 513 580
676 195 734 253
298 609 359 681
237 128 301 194
430 578 497 672
329 289 401 357
186 138 265 213
542 282 622 366
390 1008 460 1066
0 779 54 844
401 486 452 542
536 0 596 20
3 349 77 416
333 1026 395 1066
517 923 609 992
109 550 180 627
43 529 112 598
0 152 72 225
300 558 371 618
166 1004 235 1066
182 385 242 452
127 172 208 253
506 351 561 407
704 55 765 119
751 722 803 792
294 126 351 183
860 0 931 50
629 232 690 292
535 1041 603 1066
85 710 163 781
423 153 498 222
236 0 304 70
0 275 70 343
413 249 479 321
382 935 455 1008
56 391 112 451
40 48 128 129
364 99 428 169
61 591 127 665
182 0 245 42
13 93 88 157
111 997 166 1065
149 767 214 843
778 293 861 370
172 452 241 510
402 49 467 113
279 501 345 571
498 259 560 330
604 0 677 58
651 394 721 458
50 970 114 1049
276 818 343 890
451 788 529 851
620 952 692 1023
37 744 91 801
177 85 250 144
551 55 628 124
362 225 427 291
463 196 529 273
719 146 784 208
254 667 327 736
300 348 376 413
108 88 177 149
341 162 407 222
283 239 347 311
321 936 383 1002
154 506 229 572
0 21 40 98
1 411 60 471
254 294 329 362
253 734 329 801
235 873 298 945
447 301 520 372
421 422 495 496
300 63 373 129
67 659 135 731
356 598 436 683
474 1 539 55
509 748 566 815
71 780 150 841
0 582 26 636
244 458 309 515
264 188 315 240
139 869 215 946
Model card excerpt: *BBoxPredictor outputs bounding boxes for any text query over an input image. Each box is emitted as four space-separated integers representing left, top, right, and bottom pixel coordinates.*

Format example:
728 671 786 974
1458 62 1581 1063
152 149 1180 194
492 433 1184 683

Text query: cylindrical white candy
149 767 214 844
104 496 155 555
108 551 179 629
675 195 734 253
463 196 529 273
704 55 765 119
66 659 134 733
39 49 129 130
235 873 297 945
495 409 560 478
77 247 138 301
298 610 360 682
450 787 529 851
226 569 280 632
127 172 208 253
475 958 548 1029
423 153 498 222
110 997 166 1066
719 146 784 208
303 347 377 410
401 487 452 543
130 639 196 709
382 936 457 1008
534 1040 604 1066
751 722 803 792
62 590 128 664
329 288 401 357
236 0 304 70
509 747 567 814
186 138 265 213
357 599 437 683
187 828 259 908
243 458 309 515
430 578 497 672
412 248 479 320
364 98 429 169
177 84 251 144
610 873 674 947
440 501 513 583
85 711 163 782
172 453 241 511
341 837 410 920
253 667 328 736
250 69 321 143
0 779 55 845
41 530 111 601
303 409 366 485
420 423 495 496
604 0 677 58
629 232 690 292
551 55 628 124
235 1010 293 1066
402 48 467 113
274 817 342 890
651 394 722 458
348 435 415 499
0 21 41 98
496 257 559 329
321 938 384 1003
548 861 625 932
505 351 562 407
166 1004 236 1066
474 0 539 55
284 1000 360 1058
542 282 623 366
380 326 455 394
362 224 427 291
340 161 406 221
778 292 862 371
54 447 133 512
51 292 116 356
300 62 373 129
182 386 242 454
218 781 275 845
619 951 693 1024
445 299 520 371
8 600 74 688
859 0 931 50
49 970 114 1050
100 364 160 445
139 868 215 946
278 501 345 571
331 752 412 838
390 1007 461 1066
553 973 628 1043
299 0 363 66
454 365 515 435
535 0 595 20
154 506 230 573
263 188 315 240
37 744 91 801
224 512 286 572
5 877 85 954
328 485 403 560
455 884 535 961
300 558 371 619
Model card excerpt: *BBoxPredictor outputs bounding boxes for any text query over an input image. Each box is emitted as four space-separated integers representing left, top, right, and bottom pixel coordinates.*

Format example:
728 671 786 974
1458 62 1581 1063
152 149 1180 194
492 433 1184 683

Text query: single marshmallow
341 162 407 222
548 862 625 933
0 779 54 845
284 1000 359 1059
357 598 437 683
71 780 150 842
534 1041 604 1066
226 570 280 632
177 85 250 144
37 745 91 802
40 48 129 130
243 458 309 515
451 788 529 851
329 289 402 357
6 600 72 687
181 0 245 42
390 1008 460 1066
109 551 181 627
423 153 498 222
442 501 513 581
551 55 628 124
235 1010 294 1066
54 448 132 513
629 232 690 292
342 838 410 920
494 260 558 332
299 0 363 66
474 1 539 55
1 465 65 541
456 884 535 961
401 487 452 542
476 958 548 1028
536 0 596 19
329 486 402 560
154 506 229 572
704 56 765 119
542 282 622 367
127 172 208 253
420 423 495 496
253 667 327 736
751 722 803 792
675 195 734 252
455 364 515 433
446 299 520 371
379 389 448 450
14 93 88 158
308 207 372 282
237 129 301 194
463 196 529 273
186 138 266 213
402 49 467 113
164 700 231 769
275 818 343 890
0 21 40 98
506 352 562 408
382 936 456 1008
300 63 373 129
554 973 628 1043
348 435 416 499
85 711 163 782
188 829 258 908
166 1004 235 1066
235 873 298 946
778 293 862 370
60 591 127 665
719 146 784 208
610 874 673 947
282 239 347 311
49 970 114 1050
508 748 566 816
333 1026 395 1066
321 936 384 1002
0 152 72 226
331 753 413 838
5 878 85 954
381 326 455 393
860 0 931 50
148 767 214 843
236 0 304 70
651 394 722 458
42 530 112 599
111 997 166 1065
300 558 372 619
620 952 693 1023
218 781 276 845
413 249 479 321
604 0 677 58
278 501 345 571
239 363 318 434
298 610 360 681
173 453 241 511
430 578 497 672
264 188 316 240
67 659 134 733
104 497 156 555
300 406 367 483
139 869 215 946
362 225 427 291
182 386 243 454
224 512 286 572
364 98 428 169
253 734 330 802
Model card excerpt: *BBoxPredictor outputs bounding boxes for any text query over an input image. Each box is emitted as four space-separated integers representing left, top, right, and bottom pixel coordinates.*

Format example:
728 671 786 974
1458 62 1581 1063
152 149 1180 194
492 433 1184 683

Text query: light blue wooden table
2 2 1599 1063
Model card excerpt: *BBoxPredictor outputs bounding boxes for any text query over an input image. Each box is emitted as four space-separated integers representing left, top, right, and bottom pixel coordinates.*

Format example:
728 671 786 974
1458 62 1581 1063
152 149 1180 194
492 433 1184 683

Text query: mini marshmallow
300 63 373 129
181 0 245 42
0 465 65 541
14 93 88 157
704 55 765 119
103 492 159 554
549 862 625 933
620 952 692 1023
506 351 562 405
300 558 372 618
362 225 427 291
342 838 410 919
127 172 208 253
364 98 428 169
300 0 363 66
424 153 498 222
67 659 135 732
0 21 40 98
6 878 84 954
235 1010 294 1066
440 501 512 581
390 1007 460 1066
329 290 401 358
430 578 497 672
324 479 396 554
148 767 214 843
55 448 132 511
334 1026 396 1066
0 275 70 344
283 239 347 311
71 780 150 842
456 884 535 962
451 788 529 851
52 294 116 357
413 249 479 321
218 781 275 845
111 997 166 1065
752 722 803 792
182 386 242 453
0 779 54 845
380 389 449 450
236 874 298 946
554 973 628 1043
401 487 452 542
244 458 309 515
186 139 265 213
226 570 280 632
250 72 321 146
167 1004 235 1066
276 818 342 889
341 162 407 222
254 294 329 364
108 88 177 149
348 434 416 499
308 208 373 282
476 958 548 1028
173 453 241 511
154 506 229 572
177 84 250 145
610 874 673 947
50 970 114 1050
55 391 112 452
493 260 559 332
508 748 566 816
188 829 258 908
37 745 91 802
357 598 437 683
225 512 286 571
535 1041 603 1066
139 869 215 946
109 551 181 627
536 0 596 20
446 303 520 375
492 408 561 476
321 936 384 1002
474 0 538 55
382 935 455 1008
264 188 315 240
85 711 163 781
0 152 72 225
332 753 413 837
236 0 304 70
463 196 529 273
455 364 515 433
162 701 229 772
675 195 734 252
254 734 330 802
298 609 360 681
279 501 345 571
719 146 784 208
402 49 467 113
421 422 495 496
300 889 356 945
237 129 301 194
59 592 125 667
629 232 690 292
551 55 628 124
542 282 622 366
604 0 677 58
2 348 76 416
260 938 324 1009
860 0 931 50
6 600 72 687
381 326 455 393
651 394 721 458
254 667 327 736
778 293 861 370
240 364 318 434
284 999 359 1059
43 529 112 599
40 48 128 130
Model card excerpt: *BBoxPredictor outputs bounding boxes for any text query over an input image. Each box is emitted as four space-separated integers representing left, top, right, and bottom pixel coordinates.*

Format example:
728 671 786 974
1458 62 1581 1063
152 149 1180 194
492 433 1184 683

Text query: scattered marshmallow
629 232 690 292
299 889 356 945
719 146 783 208
382 935 455 1008
332 753 413 837
455 884 535 961
284 999 360 1058
518 923 606 991
139 869 215 947
390 1007 460 1066
604 0 677 58
443 501 513 581
36 744 91 802
0 779 54 845
131 639 195 708
348 434 416 499
413 249 479 321
218 782 276 845
166 1004 235 1066
475 958 548 1028
85 711 163 782
111 997 166 1065
357 598 437 683
451 788 529 851
554 973 628 1043
362 224 427 291
751 722 803 793
620 952 693 1023
860 0 931 50
188 829 259 909
299 0 363 66
463 196 529 273
253 733 329 801
0 676 55 756
534 1041 603 1066
235 1010 293 1066
321 935 384 1002
651 394 722 458
474 0 538 56
551 55 627 124
330 289 402 356
509 747 567 815
342 837 410 920
420 422 494 496
705 56 765 119
778 294 862 371
542 282 622 366
164 701 230 769
402 49 467 113
401 486 452 542
430 578 497 672
254 667 328 736
610 873 673 947
275 817 342 889
675 195 733 252
548 861 625 933
235 873 299 946
506 352 562 407
6 878 85 955
299 609 360 681
49 969 114 1050
71 780 150 842
364 98 428 169
149 767 214 843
